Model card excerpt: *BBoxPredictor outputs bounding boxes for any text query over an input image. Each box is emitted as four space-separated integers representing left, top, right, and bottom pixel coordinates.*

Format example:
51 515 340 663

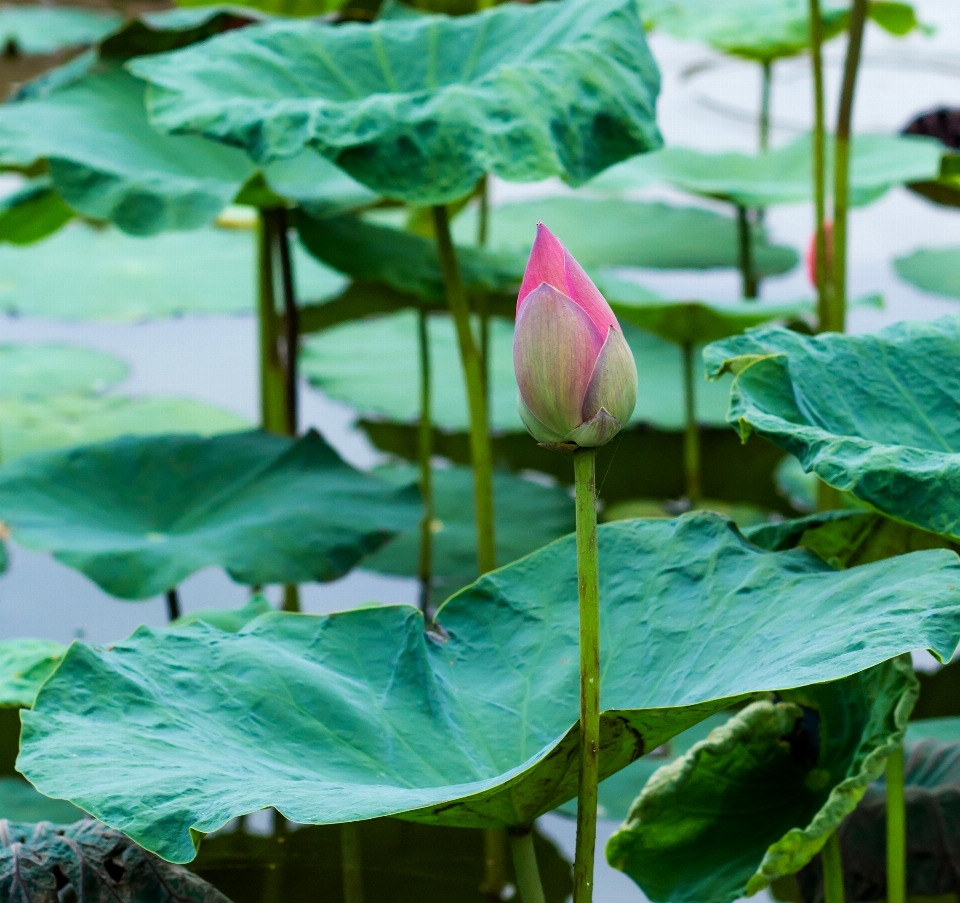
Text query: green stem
886 743 906 903
681 343 701 505
256 210 287 435
341 822 364 903
509 829 546 903
572 447 600 903
481 829 509 900
165 588 181 622
477 176 490 404
809 0 831 331
431 204 497 575
282 584 300 612
822 832 845 903
759 60 773 152
274 207 299 437
831 0 867 334
735 204 758 299
417 310 434 617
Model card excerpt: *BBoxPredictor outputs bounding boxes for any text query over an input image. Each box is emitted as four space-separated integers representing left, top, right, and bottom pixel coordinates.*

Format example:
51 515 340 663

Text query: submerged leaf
129 0 663 204
0 780 83 824
18 513 960 862
895 246 960 300
0 430 419 598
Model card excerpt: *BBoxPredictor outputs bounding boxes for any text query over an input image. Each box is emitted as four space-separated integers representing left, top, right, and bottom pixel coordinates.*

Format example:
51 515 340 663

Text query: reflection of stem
274 208 299 437
831 0 868 334
809 0 831 330
165 588 181 622
431 205 497 575
417 311 434 617
735 205 758 299
257 211 286 435
341 822 364 903
572 447 600 903
886 744 906 903
509 828 546 903
822 832 845 903
681 343 701 505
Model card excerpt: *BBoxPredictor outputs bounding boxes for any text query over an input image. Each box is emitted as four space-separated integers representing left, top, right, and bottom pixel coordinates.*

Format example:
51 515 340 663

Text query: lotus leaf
18 512 960 862
0 344 127 399
907 152 960 209
591 134 942 208
193 820 571 903
169 596 274 633
0 429 419 598
0 222 343 320
0 780 83 824
0 819 231 903
606 658 916 903
0 7 121 55
0 179 73 245
894 246 960 299
128 0 663 205
364 465 574 594
300 311 732 432
705 317 960 539
0 640 65 708
0 395 249 462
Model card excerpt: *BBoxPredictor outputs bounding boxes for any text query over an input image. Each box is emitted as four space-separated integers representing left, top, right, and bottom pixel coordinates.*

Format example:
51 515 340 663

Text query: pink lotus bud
806 220 834 287
513 223 638 448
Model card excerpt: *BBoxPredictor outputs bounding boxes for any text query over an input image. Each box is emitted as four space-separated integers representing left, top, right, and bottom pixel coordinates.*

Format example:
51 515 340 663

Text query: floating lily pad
453 198 798 275
0 819 231 903
591 134 942 209
0 394 249 462
129 0 662 205
0 179 73 245
0 344 127 399
0 779 83 824
18 512 960 862
301 311 732 432
0 6 121 56
0 222 344 320
894 246 960 299
606 658 917 903
0 640 65 708
704 318 960 540
0 430 419 599
364 464 574 593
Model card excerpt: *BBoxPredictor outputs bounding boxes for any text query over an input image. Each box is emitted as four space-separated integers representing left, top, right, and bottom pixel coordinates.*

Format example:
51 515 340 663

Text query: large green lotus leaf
0 394 249 462
192 820 571 903
704 317 960 540
128 0 662 205
0 178 74 245
0 344 127 399
0 640 66 708
169 596 274 633
0 779 83 824
295 211 523 303
591 134 942 208
0 429 419 599
606 658 917 903
18 513 960 862
894 246 960 300
640 0 921 62
0 7 121 55
301 311 732 432
363 464 574 594
452 198 799 275
0 222 343 320
0 819 231 903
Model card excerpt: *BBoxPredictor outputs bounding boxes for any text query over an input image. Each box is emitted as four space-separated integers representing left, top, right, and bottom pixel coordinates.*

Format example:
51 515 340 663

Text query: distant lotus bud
806 220 834 287
513 223 638 448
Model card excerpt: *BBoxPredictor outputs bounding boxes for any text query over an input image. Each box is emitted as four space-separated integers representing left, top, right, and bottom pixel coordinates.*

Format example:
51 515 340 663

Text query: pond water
2 1 960 899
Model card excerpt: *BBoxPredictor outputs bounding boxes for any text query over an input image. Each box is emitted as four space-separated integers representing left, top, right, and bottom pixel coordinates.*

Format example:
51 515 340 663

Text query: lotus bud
806 220 834 287
513 223 638 448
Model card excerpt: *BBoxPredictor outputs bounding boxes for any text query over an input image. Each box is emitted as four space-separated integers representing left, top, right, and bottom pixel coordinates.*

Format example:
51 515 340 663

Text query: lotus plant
514 223 637 903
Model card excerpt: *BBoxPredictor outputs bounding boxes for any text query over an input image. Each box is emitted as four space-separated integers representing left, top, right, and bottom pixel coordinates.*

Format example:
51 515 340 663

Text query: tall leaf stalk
886 744 906 903
822 832 845 903
573 447 601 903
809 0 830 329
417 310 434 616
681 342 701 504
509 830 546 903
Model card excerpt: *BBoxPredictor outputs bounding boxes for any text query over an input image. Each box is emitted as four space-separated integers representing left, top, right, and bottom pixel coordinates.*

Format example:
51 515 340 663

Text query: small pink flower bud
806 220 834 287
513 223 638 448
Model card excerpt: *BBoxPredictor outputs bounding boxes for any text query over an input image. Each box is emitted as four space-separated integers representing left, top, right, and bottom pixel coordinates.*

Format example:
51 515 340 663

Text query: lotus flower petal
513 283 604 438
517 394 567 445
566 408 621 447
581 326 638 427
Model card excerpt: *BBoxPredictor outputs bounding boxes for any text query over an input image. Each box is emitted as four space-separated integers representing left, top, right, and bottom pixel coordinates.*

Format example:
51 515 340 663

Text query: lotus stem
509 828 546 903
477 175 491 402
256 210 287 435
431 204 497 575
573 447 600 903
886 743 906 903
831 0 868 333
165 588 181 622
341 822 364 903
809 0 831 331
681 342 701 505
735 204 758 299
417 310 435 617
281 584 300 613
759 60 773 153
822 832 845 903
274 207 299 437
